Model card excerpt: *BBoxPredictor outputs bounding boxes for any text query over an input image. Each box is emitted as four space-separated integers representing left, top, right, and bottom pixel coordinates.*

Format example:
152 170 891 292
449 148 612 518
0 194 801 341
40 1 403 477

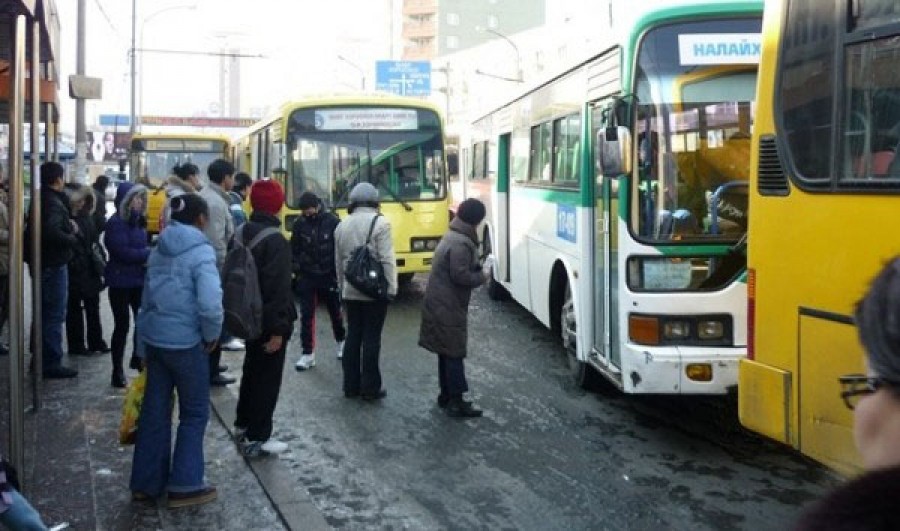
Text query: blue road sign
375 61 431 97
99 114 132 127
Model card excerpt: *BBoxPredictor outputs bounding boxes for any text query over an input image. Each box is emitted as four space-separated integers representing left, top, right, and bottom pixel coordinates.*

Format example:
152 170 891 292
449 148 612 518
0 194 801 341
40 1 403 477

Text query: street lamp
337 55 366 91
476 27 523 83
129 2 197 135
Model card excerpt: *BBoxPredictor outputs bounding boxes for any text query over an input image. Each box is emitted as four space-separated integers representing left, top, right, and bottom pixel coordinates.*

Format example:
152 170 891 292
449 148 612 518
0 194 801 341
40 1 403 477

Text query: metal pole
74 0 87 183
31 20 42 411
8 13 27 486
129 0 137 136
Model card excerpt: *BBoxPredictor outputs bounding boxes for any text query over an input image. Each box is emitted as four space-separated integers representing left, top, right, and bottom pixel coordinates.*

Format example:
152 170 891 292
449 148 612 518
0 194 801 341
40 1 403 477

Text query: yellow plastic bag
118 369 146 445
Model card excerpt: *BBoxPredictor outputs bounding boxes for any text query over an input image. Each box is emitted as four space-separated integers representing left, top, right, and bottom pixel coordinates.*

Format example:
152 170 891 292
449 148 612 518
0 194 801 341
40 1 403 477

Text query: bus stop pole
31 19 42 411
8 14 27 485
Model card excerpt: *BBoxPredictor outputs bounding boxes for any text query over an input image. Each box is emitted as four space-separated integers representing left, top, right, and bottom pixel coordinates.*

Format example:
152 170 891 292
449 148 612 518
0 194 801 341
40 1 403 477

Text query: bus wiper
377 180 413 211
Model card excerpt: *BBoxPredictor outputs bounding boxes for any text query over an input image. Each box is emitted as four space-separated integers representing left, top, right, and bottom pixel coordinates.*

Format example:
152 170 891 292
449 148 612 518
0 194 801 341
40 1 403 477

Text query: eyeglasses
839 374 897 410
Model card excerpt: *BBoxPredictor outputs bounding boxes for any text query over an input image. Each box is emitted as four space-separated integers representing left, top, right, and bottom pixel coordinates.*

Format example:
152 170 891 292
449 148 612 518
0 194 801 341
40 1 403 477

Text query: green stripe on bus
510 185 582 206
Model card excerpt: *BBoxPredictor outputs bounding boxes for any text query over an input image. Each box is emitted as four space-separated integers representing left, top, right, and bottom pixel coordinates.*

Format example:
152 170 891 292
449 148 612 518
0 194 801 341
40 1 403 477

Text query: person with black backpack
233 179 297 458
334 182 397 401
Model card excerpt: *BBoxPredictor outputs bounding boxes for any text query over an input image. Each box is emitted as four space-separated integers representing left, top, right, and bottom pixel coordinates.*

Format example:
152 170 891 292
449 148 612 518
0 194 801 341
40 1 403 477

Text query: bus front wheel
560 282 595 389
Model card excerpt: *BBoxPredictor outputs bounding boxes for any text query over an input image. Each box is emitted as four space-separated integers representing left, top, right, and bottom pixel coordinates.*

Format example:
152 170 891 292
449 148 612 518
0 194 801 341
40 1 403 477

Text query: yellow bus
234 94 450 281
738 0 900 475
129 133 232 235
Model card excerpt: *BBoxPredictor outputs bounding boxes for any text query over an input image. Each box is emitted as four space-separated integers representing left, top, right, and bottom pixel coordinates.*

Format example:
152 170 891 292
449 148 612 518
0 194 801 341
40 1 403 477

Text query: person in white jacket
334 182 397 401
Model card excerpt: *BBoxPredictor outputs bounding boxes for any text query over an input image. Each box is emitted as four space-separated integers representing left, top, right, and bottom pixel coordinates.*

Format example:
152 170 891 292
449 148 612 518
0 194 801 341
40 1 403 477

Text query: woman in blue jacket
104 181 150 387
130 193 223 508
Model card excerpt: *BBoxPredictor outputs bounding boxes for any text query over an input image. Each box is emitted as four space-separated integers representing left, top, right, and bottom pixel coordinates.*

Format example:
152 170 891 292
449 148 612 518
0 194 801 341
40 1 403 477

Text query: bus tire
560 281 596 390
398 272 415 284
483 233 509 301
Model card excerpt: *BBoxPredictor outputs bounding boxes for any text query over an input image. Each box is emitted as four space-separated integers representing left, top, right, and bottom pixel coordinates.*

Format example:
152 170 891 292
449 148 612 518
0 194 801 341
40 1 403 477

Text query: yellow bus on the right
739 0 900 476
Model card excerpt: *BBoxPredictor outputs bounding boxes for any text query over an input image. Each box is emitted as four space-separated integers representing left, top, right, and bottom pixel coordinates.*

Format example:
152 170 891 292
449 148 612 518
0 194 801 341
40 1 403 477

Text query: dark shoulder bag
344 214 389 300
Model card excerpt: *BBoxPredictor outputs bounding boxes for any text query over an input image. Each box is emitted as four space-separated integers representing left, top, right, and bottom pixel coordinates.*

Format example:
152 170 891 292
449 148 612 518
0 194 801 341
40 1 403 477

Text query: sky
56 0 397 135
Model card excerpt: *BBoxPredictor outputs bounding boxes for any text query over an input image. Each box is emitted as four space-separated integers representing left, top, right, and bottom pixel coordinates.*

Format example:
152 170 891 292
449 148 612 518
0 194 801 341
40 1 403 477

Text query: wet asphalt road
222 275 840 530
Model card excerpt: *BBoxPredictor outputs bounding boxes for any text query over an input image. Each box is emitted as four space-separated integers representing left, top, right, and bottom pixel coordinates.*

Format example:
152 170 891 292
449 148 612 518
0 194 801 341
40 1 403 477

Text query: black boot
446 396 482 418
111 368 127 388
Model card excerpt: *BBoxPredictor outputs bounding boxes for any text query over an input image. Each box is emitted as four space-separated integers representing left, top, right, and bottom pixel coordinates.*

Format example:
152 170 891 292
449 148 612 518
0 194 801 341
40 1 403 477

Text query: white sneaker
294 354 316 371
336 341 345 359
222 338 245 351
260 439 288 454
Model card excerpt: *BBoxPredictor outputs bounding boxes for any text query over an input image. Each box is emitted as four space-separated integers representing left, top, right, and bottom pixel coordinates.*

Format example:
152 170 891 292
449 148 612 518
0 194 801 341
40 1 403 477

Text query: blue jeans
130 343 210 497
0 489 48 530
41 265 68 367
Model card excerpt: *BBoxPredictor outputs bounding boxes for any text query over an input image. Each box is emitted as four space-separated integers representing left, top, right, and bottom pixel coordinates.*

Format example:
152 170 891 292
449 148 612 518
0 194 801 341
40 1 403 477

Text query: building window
446 35 459 49
447 13 459 26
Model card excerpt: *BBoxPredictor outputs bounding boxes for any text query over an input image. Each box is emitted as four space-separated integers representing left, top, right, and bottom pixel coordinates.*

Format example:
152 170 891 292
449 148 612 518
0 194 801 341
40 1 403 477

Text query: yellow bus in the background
234 94 450 282
129 133 231 236
739 0 900 476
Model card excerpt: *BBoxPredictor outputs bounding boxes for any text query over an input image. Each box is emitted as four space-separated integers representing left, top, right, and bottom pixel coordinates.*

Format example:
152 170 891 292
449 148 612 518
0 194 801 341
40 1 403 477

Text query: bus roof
130 132 233 143
472 0 763 124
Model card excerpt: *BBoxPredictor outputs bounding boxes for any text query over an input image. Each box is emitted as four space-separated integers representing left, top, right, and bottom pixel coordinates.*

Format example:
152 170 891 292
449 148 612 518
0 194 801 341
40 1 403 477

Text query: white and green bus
463 1 762 394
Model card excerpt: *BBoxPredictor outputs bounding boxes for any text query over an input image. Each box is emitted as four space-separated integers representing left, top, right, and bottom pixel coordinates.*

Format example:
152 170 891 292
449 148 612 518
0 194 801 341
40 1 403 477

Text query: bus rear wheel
398 272 415 284
560 282 595 389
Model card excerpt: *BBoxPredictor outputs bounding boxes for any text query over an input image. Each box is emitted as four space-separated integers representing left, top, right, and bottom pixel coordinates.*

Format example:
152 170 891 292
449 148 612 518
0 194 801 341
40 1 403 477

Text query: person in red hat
233 179 298 458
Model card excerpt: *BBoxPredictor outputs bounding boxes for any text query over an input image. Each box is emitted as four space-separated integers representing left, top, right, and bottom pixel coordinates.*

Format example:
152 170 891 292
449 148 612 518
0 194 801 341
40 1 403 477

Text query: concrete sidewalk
0 348 289 530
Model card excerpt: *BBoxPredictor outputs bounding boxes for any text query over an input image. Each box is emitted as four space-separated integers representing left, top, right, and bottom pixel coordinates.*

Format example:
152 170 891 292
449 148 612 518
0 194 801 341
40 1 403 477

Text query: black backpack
221 225 281 340
344 214 389 300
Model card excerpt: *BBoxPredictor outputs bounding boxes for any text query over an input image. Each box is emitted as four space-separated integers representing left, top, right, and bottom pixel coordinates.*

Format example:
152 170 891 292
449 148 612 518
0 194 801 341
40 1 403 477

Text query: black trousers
66 293 105 353
296 277 345 355
342 300 388 396
438 355 468 397
108 286 142 371
235 335 288 442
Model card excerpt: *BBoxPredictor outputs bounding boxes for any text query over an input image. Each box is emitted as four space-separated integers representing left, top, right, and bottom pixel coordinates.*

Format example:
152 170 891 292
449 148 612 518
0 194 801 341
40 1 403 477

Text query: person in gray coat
418 198 490 417
334 182 397 400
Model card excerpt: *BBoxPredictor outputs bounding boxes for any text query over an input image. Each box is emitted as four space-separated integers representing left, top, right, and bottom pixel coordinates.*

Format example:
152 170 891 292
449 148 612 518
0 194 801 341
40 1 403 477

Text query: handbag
344 214 390 301
91 242 107 279
118 369 146 445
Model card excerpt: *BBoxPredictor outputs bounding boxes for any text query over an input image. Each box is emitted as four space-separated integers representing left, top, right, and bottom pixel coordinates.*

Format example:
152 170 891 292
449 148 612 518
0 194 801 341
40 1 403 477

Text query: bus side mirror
596 126 632 176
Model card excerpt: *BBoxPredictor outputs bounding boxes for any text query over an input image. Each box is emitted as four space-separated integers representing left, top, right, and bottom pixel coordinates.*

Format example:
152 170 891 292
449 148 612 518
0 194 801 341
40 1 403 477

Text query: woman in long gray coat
418 198 489 418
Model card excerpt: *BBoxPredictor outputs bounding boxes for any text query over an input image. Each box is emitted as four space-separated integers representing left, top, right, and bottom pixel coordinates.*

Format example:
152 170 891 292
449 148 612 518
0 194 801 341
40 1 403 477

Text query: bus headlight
663 320 690 340
697 320 725 340
411 237 440 252
630 313 732 346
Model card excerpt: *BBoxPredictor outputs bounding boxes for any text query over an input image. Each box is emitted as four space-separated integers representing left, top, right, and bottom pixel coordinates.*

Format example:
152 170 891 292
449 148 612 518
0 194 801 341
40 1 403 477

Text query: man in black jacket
27 162 79 378
90 174 108 236
290 191 345 371
234 179 298 458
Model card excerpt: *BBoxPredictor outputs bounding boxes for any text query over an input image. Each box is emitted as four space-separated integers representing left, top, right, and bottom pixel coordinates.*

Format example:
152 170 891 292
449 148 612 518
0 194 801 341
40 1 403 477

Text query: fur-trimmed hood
64 183 96 216
165 174 197 198
115 181 148 217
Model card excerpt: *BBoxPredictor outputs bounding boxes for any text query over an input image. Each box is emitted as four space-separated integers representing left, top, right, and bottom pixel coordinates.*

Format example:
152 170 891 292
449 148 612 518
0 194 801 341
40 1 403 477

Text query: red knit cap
250 179 284 215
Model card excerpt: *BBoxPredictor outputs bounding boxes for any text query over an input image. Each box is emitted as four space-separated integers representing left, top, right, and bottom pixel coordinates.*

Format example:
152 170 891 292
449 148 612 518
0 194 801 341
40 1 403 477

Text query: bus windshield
633 18 761 243
132 151 221 188
285 107 447 209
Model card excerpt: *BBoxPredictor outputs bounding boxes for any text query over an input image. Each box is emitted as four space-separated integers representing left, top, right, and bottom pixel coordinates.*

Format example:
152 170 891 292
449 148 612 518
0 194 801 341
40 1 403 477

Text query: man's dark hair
207 159 235 184
93 174 109 191
173 162 199 180
233 172 252 193
40 161 65 188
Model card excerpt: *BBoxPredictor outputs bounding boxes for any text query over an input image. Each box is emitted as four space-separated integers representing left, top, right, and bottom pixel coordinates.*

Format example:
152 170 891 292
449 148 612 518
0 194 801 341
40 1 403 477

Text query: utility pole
129 0 136 137
75 0 87 183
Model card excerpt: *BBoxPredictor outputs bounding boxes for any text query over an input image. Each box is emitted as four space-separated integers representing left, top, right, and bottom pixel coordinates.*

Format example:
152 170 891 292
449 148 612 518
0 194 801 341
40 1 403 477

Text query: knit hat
298 191 319 210
456 198 486 225
348 182 379 204
250 179 285 216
